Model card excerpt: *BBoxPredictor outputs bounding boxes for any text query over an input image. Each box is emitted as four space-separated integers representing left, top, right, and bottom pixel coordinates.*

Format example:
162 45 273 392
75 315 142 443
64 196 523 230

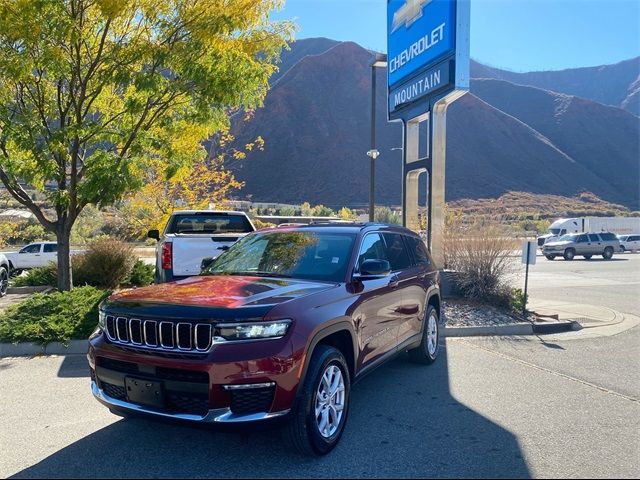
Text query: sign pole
523 241 530 318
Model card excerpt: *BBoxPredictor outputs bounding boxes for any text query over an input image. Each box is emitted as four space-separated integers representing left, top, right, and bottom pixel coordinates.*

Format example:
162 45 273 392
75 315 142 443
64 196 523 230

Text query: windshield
167 213 253 235
203 231 356 282
558 234 578 242
549 228 561 235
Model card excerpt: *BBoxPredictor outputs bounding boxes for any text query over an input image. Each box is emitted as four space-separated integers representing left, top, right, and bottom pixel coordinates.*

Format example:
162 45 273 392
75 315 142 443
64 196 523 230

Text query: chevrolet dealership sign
387 0 468 119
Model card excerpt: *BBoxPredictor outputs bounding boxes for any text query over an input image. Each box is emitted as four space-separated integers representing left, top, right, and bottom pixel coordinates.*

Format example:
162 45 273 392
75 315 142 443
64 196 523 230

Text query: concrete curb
6 286 53 295
0 339 88 357
444 323 534 337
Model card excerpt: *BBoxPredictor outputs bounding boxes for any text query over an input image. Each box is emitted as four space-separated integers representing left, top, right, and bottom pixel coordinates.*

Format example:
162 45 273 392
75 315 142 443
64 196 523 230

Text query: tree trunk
56 227 73 291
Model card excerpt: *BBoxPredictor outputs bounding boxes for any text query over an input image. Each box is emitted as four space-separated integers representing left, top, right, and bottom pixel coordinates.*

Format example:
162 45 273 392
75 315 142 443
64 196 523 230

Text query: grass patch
0 286 110 346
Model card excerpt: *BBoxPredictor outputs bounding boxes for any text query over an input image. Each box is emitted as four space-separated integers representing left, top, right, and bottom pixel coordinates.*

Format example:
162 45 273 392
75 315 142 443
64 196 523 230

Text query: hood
544 240 571 247
106 275 334 310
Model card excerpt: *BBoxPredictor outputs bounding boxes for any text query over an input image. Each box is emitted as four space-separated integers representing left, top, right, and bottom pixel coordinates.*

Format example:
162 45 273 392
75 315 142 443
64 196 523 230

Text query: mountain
470 58 640 116
470 78 640 205
229 38 640 210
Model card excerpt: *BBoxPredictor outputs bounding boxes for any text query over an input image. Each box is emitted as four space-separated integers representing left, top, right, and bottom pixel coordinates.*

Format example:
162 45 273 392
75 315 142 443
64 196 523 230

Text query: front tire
603 247 614 260
545 254 556 260
286 345 350 456
0 267 8 297
563 248 575 261
620 245 626 253
409 305 440 364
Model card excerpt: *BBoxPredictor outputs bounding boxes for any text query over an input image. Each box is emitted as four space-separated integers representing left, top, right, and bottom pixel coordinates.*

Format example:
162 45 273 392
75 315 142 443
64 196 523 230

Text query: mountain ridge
228 38 640 210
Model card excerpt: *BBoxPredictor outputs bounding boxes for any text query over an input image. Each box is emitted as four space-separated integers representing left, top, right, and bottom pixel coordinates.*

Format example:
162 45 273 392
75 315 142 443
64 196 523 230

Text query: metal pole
523 242 530 318
369 64 376 222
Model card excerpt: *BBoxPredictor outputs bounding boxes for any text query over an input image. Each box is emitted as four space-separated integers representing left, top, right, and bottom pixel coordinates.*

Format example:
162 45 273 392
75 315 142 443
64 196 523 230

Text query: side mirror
147 229 160 241
201 257 215 272
354 259 392 280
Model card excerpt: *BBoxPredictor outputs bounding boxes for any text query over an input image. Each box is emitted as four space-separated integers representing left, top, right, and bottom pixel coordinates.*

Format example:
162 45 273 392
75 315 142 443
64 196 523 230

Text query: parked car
542 232 621 260
617 234 640 253
148 210 255 283
0 253 9 297
537 217 640 247
89 223 441 455
4 242 60 275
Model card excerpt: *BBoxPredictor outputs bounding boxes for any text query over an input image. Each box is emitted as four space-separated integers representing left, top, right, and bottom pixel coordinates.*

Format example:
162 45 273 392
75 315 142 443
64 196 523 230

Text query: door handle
388 276 399 288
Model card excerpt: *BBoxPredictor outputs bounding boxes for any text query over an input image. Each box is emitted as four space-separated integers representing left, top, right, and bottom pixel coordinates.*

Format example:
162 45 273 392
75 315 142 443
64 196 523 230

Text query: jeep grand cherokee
88 223 441 455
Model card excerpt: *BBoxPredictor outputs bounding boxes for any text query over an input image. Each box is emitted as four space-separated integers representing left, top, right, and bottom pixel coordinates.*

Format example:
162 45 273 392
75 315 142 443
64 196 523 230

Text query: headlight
98 309 107 330
217 320 292 341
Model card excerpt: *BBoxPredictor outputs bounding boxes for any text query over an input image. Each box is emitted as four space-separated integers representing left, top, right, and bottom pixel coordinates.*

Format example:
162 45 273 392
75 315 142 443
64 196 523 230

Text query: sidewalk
528 299 639 339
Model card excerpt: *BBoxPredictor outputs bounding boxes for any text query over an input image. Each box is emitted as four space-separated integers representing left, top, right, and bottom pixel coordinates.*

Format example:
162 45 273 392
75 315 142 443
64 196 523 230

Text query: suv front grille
105 316 213 353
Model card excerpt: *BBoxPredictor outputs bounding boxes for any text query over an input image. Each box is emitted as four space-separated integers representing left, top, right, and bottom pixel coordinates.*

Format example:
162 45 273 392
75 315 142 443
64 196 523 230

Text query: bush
444 219 519 306
127 259 155 287
509 288 526 314
0 219 51 248
11 265 57 287
73 238 137 289
0 286 110 346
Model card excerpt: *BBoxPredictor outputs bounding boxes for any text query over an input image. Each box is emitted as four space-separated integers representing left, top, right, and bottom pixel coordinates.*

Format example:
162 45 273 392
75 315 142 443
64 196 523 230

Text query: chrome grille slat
105 316 117 341
144 320 158 347
104 317 212 354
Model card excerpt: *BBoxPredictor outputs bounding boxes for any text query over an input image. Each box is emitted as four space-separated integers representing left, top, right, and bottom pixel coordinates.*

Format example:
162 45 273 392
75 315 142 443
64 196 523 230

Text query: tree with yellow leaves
0 0 293 290
124 130 264 238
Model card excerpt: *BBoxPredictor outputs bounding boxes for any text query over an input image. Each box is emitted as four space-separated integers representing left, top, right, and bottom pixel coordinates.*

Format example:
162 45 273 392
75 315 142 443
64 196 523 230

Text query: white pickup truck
3 242 61 274
148 210 256 283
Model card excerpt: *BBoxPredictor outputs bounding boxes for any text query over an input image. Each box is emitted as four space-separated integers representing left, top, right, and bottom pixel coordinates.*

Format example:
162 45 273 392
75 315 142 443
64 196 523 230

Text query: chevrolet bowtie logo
392 0 432 33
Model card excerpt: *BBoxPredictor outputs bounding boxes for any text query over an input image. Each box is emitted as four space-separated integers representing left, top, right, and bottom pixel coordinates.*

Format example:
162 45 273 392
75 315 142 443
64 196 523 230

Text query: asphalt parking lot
1 327 639 479
1 252 638 479
519 251 640 316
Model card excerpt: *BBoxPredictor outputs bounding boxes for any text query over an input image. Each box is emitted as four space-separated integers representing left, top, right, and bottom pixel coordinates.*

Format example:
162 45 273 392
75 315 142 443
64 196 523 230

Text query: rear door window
43 244 58 253
404 235 430 265
588 234 600 242
166 213 253 234
577 235 588 243
382 233 412 271
599 233 617 241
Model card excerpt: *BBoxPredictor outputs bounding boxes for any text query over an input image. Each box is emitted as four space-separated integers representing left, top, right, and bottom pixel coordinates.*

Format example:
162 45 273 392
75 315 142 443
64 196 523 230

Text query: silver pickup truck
542 232 621 261
148 210 256 283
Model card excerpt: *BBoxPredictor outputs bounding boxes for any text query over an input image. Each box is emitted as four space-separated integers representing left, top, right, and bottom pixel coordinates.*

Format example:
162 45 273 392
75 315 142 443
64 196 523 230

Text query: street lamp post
368 53 387 222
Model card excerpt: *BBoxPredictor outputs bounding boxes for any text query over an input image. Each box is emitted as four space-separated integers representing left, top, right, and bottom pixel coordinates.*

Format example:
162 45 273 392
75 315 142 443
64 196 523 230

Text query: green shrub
11 265 57 287
0 287 110 346
509 288 526 314
127 260 155 287
73 238 136 289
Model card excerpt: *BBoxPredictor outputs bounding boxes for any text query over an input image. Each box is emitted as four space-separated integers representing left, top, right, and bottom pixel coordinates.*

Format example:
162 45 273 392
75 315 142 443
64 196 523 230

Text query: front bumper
88 331 301 424
91 381 290 423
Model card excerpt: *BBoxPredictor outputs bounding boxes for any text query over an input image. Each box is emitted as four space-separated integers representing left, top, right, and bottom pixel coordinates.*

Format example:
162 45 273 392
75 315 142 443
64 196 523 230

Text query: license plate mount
125 376 165 409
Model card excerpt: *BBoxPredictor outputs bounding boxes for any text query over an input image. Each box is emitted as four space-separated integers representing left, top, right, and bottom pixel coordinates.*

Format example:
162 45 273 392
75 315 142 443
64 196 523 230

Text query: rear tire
0 266 8 297
603 247 614 260
409 305 440 364
545 255 556 260
563 249 575 261
285 345 350 456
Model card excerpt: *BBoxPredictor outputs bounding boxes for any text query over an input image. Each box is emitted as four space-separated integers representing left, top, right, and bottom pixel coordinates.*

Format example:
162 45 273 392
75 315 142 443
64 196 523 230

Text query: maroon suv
88 223 441 455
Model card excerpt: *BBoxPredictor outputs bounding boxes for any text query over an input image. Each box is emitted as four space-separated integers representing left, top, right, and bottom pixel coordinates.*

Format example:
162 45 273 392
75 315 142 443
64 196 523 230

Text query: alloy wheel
427 311 438 357
314 364 345 438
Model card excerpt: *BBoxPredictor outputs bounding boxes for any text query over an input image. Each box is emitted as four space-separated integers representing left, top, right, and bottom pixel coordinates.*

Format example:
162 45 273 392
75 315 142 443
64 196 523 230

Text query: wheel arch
300 321 356 386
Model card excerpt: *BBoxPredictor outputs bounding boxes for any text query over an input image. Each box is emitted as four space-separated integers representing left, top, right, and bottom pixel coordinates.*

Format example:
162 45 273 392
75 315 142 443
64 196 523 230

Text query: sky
273 0 640 72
